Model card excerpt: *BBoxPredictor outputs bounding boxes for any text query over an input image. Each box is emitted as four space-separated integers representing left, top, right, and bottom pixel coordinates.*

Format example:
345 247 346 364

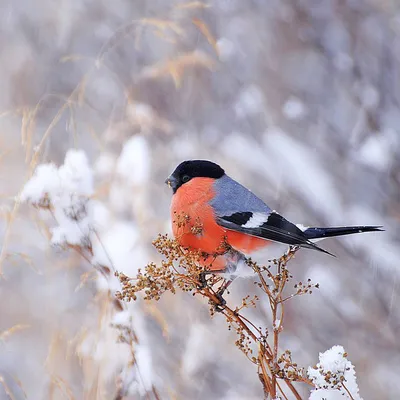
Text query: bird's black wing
217 211 334 256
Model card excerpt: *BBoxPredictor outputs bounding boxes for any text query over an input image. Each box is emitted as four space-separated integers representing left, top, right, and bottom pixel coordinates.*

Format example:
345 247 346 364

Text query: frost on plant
308 345 362 400
20 149 94 247
20 147 159 399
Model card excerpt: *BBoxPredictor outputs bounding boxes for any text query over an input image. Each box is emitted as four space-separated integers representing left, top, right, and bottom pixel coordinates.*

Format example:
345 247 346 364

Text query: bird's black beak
165 175 178 192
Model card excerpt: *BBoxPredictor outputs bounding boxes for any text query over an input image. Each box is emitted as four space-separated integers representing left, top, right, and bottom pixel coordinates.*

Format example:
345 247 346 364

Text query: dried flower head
115 233 321 398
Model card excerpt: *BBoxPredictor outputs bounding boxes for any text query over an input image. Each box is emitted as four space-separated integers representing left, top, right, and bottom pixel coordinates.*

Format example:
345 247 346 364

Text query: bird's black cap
165 160 225 193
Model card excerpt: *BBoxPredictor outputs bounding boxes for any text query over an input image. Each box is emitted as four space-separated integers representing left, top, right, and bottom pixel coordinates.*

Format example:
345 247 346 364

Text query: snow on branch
21 146 159 398
308 345 362 400
20 149 94 247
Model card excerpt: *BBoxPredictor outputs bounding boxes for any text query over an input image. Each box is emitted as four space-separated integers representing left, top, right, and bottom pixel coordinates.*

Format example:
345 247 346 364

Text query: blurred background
0 0 399 399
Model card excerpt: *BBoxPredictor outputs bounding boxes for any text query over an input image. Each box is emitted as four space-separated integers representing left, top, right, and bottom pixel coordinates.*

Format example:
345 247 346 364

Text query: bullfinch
165 160 382 283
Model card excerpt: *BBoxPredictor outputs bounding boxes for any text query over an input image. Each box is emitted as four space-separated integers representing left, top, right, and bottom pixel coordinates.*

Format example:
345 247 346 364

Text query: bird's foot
197 272 208 289
213 290 227 312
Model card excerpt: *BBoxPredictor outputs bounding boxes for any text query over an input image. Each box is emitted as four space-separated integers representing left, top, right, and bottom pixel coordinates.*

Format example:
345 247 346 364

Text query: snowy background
0 0 399 399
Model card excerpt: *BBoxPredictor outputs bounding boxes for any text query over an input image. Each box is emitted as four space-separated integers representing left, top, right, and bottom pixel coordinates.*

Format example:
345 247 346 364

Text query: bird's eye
182 175 191 183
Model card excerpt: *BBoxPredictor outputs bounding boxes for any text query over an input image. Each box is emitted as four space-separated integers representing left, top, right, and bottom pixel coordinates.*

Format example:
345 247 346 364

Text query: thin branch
284 379 302 400
342 382 355 400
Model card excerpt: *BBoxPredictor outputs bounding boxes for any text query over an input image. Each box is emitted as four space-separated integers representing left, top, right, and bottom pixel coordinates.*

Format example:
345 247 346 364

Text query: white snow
91 200 111 230
356 131 395 172
20 163 60 205
282 96 307 120
308 345 362 400
108 183 131 214
92 221 145 292
134 344 154 395
112 310 132 327
234 85 265 118
181 323 215 378
131 103 154 121
127 102 155 131
116 135 151 186
217 37 236 61
94 152 116 177
20 149 94 247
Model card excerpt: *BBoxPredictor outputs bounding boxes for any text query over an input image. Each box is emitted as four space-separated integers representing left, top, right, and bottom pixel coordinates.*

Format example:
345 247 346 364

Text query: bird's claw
213 290 226 312
198 272 208 289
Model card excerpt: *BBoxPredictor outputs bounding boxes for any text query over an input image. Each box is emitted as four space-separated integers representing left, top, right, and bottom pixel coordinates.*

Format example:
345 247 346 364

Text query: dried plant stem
258 353 273 394
116 234 320 399
271 302 279 397
342 382 355 400
284 379 303 400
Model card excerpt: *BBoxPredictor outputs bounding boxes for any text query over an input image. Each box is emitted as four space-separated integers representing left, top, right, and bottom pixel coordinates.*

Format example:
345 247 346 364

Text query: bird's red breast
170 177 269 270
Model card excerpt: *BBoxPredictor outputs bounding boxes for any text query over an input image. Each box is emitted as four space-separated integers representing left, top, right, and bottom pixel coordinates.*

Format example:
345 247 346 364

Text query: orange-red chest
170 178 223 254
170 177 268 255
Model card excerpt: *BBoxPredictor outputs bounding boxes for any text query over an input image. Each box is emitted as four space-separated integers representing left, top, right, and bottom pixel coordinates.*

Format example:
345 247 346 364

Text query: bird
165 159 383 291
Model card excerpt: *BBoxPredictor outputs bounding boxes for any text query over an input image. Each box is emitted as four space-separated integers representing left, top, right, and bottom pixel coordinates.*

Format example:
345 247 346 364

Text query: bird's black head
165 160 225 193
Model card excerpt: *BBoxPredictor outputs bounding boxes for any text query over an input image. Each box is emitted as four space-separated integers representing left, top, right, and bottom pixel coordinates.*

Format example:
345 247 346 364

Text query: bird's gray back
210 175 271 216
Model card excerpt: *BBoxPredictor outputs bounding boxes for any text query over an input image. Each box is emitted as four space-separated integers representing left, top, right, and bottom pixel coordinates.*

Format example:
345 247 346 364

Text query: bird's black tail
303 226 384 240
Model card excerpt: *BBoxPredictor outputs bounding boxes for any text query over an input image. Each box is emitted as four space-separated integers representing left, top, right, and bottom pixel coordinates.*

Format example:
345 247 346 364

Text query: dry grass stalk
0 324 30 342
25 198 160 400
